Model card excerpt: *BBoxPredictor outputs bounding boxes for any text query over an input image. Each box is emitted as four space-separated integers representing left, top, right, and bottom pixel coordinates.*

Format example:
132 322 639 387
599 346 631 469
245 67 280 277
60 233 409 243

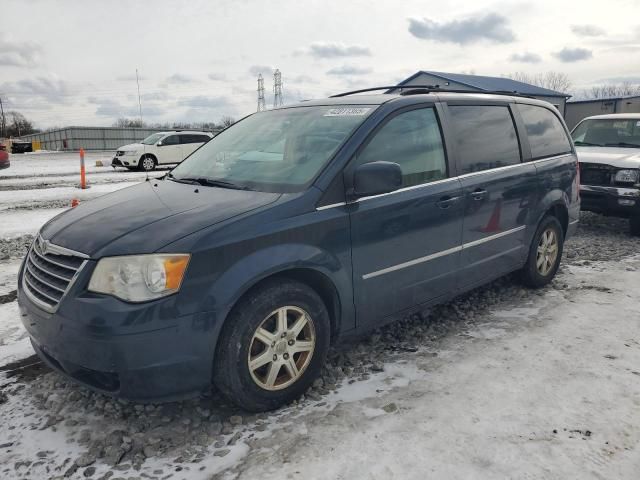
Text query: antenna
257 74 266 112
273 69 283 108
135 69 149 181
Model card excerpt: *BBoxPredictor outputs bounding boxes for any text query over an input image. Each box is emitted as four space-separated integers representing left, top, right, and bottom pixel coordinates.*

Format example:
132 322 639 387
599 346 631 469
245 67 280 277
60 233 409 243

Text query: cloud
553 47 593 62
0 34 42 67
408 13 515 44
248 65 273 77
208 73 227 81
290 74 318 84
303 42 371 58
177 95 230 109
116 73 147 82
326 65 372 76
509 52 542 63
1 75 72 105
571 24 606 37
165 73 198 84
595 75 640 84
88 97 165 118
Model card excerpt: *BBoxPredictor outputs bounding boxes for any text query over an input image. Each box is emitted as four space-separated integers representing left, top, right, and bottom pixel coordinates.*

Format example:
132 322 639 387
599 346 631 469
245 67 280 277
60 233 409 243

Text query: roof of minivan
582 113 640 121
289 91 553 108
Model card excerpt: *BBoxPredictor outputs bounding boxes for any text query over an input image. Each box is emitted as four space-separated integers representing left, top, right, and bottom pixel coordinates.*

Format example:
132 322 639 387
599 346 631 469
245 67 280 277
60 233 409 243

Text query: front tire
520 215 564 288
139 155 156 172
213 278 331 412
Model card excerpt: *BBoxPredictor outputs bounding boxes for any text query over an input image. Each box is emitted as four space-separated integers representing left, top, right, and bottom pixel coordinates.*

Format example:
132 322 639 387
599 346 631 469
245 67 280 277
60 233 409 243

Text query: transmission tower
273 69 283 108
257 74 266 112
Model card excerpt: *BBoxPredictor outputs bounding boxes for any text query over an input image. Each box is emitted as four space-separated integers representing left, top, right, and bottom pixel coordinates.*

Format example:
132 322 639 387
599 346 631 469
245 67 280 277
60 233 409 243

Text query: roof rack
330 85 534 99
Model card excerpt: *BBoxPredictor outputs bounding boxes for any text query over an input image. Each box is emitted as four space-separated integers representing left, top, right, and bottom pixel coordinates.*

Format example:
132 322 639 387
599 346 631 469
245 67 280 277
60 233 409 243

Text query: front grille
23 236 87 312
580 163 613 187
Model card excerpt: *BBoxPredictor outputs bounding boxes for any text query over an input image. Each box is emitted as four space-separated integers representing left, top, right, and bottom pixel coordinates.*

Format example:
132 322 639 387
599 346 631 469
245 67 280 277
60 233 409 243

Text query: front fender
205 242 354 341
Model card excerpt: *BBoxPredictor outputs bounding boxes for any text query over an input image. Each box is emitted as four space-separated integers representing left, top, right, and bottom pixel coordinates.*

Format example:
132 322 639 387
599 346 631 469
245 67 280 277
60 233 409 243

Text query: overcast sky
1 0 639 128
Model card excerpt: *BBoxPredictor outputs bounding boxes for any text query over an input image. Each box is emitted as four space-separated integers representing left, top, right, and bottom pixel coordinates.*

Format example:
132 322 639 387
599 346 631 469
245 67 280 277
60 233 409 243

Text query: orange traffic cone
479 198 502 233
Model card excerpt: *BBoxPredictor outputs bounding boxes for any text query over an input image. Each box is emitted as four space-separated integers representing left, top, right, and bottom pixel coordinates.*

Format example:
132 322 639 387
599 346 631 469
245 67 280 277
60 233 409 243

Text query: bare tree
505 71 572 92
113 117 146 128
582 82 640 99
6 111 39 137
219 116 235 128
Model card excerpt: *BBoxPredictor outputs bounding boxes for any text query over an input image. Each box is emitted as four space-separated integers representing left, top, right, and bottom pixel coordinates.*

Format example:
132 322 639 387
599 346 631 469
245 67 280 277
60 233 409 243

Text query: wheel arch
535 190 570 237
139 153 157 163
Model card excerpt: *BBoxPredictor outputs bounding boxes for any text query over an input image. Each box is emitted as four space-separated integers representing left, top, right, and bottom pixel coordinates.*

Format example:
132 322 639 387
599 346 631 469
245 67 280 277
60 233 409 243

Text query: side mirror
352 161 402 198
156 142 163 146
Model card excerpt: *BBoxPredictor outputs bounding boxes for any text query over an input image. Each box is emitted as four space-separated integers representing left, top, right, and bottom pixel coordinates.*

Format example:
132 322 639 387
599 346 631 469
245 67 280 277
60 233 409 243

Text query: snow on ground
0 208 68 238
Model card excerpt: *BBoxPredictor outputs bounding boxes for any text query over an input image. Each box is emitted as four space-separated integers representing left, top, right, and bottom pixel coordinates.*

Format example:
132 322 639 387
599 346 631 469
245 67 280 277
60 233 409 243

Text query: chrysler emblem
38 237 51 255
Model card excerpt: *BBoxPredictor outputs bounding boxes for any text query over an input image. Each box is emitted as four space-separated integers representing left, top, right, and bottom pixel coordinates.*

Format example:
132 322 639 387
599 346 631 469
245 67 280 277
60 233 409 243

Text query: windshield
169 105 374 192
141 133 166 145
572 119 640 148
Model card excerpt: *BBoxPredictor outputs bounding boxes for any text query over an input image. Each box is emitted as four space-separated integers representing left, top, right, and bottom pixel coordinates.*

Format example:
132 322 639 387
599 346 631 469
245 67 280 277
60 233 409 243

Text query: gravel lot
1 152 639 480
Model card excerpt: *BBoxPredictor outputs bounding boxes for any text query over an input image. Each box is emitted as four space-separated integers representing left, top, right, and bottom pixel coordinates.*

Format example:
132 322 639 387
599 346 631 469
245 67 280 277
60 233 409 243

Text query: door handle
471 189 487 200
436 196 460 209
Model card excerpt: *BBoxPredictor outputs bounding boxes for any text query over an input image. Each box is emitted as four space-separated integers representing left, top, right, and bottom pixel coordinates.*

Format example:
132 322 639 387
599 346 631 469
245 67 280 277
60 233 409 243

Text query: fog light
124 161 129 165
618 199 636 206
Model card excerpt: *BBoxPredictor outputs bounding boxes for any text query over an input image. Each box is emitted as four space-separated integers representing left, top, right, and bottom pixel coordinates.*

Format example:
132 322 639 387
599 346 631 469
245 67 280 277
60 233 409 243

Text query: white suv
112 131 214 171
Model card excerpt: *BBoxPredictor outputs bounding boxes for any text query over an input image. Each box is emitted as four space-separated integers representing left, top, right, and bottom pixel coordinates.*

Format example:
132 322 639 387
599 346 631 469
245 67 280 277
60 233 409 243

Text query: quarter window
448 105 521 174
356 108 447 187
517 104 572 158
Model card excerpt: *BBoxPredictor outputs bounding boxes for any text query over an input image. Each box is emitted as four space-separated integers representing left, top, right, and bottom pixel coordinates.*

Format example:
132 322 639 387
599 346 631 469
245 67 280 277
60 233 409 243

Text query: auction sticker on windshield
324 107 372 116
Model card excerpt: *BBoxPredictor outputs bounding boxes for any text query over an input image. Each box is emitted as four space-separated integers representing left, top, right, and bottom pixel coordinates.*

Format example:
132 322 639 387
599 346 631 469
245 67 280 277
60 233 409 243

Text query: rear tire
630 216 640 237
213 278 330 412
520 215 564 288
139 155 156 172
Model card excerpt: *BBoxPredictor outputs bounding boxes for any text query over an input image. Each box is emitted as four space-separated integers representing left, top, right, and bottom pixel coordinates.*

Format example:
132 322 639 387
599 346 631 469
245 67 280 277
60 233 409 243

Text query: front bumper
17 266 217 402
111 154 137 168
580 185 640 218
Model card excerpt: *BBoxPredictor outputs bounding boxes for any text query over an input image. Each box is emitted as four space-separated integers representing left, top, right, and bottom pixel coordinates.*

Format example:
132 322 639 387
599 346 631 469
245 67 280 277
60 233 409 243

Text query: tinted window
180 134 211 144
356 108 447 187
449 106 520 174
162 135 179 145
518 104 572 158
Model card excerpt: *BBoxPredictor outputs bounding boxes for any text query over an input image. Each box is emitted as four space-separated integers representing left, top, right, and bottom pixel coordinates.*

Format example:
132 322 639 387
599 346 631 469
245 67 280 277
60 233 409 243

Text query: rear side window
517 104 572 159
180 134 210 144
448 105 521 174
356 108 447 188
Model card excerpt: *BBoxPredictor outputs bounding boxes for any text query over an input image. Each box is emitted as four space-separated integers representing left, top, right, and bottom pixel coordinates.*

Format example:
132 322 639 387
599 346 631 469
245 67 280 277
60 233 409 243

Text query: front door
156 134 182 164
446 104 536 288
348 106 464 327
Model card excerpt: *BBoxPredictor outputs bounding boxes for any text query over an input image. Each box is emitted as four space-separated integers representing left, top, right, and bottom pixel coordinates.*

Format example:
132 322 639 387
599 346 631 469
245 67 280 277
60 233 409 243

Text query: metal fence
16 126 208 151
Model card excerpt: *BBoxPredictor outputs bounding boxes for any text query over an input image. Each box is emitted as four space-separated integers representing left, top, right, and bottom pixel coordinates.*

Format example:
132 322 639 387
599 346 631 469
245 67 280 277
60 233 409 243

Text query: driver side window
355 108 447 188
162 135 179 145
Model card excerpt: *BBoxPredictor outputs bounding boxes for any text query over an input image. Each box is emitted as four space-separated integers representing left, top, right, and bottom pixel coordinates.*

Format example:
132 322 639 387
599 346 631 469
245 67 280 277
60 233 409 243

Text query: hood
40 180 280 257
118 143 145 152
576 146 640 169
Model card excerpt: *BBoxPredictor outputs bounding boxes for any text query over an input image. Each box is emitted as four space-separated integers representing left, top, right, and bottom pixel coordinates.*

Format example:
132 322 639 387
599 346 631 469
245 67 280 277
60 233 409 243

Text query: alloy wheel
536 228 558 276
247 306 316 391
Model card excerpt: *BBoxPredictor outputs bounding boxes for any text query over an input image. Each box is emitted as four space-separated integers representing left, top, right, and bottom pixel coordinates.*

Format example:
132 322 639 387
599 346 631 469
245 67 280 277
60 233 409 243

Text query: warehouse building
16 126 219 151
392 71 571 113
564 95 640 129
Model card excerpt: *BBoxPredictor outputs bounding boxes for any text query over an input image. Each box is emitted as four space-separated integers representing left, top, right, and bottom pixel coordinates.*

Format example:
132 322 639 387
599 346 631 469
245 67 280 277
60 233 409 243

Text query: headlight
124 150 138 156
88 254 190 302
614 169 639 183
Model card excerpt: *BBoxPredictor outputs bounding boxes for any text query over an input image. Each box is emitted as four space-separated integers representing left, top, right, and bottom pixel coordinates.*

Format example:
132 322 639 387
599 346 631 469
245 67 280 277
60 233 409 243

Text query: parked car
0 149 9 170
571 113 640 236
11 140 33 154
18 89 579 411
112 131 213 171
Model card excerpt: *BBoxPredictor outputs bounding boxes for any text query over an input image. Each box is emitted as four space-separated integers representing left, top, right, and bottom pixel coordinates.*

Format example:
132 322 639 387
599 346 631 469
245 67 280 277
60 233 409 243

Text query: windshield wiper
177 177 252 190
165 173 201 185
604 142 640 148
573 141 601 146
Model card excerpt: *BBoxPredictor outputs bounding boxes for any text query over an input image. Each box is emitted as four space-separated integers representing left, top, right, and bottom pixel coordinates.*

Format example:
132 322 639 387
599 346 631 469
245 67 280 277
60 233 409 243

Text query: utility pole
0 96 6 138
273 69 283 108
257 74 266 112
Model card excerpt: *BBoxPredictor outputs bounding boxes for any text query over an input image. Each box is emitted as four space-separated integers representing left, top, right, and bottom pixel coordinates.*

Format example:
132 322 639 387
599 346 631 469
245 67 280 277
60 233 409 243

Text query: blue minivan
17 88 579 411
